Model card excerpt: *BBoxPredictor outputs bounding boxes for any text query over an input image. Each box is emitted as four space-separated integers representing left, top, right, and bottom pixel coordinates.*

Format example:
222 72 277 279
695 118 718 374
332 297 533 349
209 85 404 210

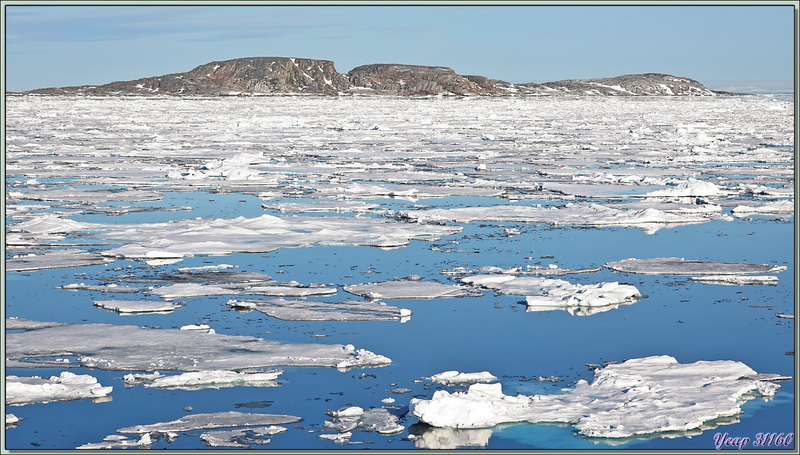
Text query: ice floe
6 320 392 371
6 249 115 272
150 281 337 300
643 178 727 198
6 371 113 405
62 283 151 293
227 298 411 321
6 414 21 426
410 356 784 438
407 203 717 234
605 257 787 275
731 200 795 217
200 426 287 447
143 370 283 390
689 275 779 285
117 411 301 434
429 371 498 385
343 279 479 300
407 425 493 449
322 405 407 442
93 299 184 314
462 274 641 310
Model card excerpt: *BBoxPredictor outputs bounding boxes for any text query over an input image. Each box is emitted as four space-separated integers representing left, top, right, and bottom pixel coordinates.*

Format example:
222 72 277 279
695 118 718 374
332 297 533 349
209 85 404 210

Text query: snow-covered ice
343 279 478 300
6 371 113 406
605 257 787 275
429 371 498 385
143 370 283 389
410 356 784 438
93 299 184 314
227 298 411 321
462 274 641 309
117 411 301 434
6 320 392 371
689 275 779 285
200 426 287 448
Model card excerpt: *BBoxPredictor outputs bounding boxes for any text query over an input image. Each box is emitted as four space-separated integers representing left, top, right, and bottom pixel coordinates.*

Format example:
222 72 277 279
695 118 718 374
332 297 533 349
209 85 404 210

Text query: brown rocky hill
18 57 724 97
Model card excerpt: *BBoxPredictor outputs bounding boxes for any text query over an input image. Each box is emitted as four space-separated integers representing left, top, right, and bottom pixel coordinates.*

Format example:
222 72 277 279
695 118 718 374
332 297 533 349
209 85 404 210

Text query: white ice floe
263 201 378 213
123 371 165 386
227 298 411 321
409 356 784 438
429 371 498 385
144 370 283 389
6 249 115 272
463 275 641 309
6 371 113 406
643 178 726 198
150 282 337 300
407 203 715 234
605 257 787 275
6 414 21 425
343 280 478 300
322 405 406 440
94 299 184 314
6 321 392 371
117 411 301 434
689 275 779 285
61 283 150 293
200 426 287 448
731 200 795 217
177 264 236 272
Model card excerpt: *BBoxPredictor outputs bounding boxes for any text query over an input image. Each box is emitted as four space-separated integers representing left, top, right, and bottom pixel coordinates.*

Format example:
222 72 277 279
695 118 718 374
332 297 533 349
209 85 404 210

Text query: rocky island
15 56 723 97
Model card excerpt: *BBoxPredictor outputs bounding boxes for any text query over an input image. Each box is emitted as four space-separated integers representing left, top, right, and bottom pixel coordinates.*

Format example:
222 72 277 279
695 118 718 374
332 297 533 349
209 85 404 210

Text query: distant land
13 57 730 97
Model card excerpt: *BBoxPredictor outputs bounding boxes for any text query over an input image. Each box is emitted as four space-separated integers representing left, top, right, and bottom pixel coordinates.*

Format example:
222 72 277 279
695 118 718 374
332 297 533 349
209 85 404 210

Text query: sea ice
407 426 492 449
117 411 302 434
200 426 287 448
343 280 478 300
149 282 337 300
6 371 113 406
605 257 787 275
6 320 392 371
144 370 283 390
409 356 784 438
429 371 498 385
93 300 184 314
6 414 20 425
731 200 795 217
61 283 151 293
322 405 407 440
462 275 641 309
643 178 726 198
6 249 115 273
689 275 779 285
227 298 412 321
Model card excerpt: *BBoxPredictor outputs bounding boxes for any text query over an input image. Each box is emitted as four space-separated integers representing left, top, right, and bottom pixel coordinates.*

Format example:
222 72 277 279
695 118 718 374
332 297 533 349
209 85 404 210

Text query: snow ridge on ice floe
409 355 784 438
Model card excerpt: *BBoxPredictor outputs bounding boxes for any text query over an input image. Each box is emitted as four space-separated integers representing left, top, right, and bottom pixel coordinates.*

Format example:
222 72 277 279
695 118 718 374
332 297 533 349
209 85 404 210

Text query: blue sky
4 4 796 92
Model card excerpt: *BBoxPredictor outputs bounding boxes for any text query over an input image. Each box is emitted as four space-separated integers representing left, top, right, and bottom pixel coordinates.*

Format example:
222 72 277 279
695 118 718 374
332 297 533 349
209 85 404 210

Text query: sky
3 4 796 93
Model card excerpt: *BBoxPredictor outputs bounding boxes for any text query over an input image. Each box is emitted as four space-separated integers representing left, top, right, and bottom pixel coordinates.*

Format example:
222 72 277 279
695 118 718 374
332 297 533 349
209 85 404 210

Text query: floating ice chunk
644 178 725 198
463 275 641 309
6 414 20 425
5 317 69 331
7 321 392 371
9 215 91 234
429 371 498 385
6 371 113 405
776 313 794 319
523 266 602 276
118 411 302 434
322 405 406 440
263 201 378 213
180 323 215 334
605 257 786 275
689 275 779 285
14 188 163 203
410 356 784 438
407 203 712 234
732 200 795 217
200 426 286 448
227 298 411 321
144 370 283 390
123 371 165 386
177 264 236 272
94 299 184 314
318 432 352 443
408 426 492 449
327 406 364 418
6 249 115 272
61 283 150 293
343 280 478 300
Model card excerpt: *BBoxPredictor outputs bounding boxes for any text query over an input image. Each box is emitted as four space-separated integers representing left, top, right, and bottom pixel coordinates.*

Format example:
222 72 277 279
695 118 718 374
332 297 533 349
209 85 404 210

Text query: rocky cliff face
26 57 351 96
347 64 505 96
19 58 722 97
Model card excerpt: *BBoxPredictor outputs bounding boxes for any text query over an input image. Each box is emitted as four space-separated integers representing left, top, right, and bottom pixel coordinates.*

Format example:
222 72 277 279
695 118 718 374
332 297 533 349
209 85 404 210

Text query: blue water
4 188 795 450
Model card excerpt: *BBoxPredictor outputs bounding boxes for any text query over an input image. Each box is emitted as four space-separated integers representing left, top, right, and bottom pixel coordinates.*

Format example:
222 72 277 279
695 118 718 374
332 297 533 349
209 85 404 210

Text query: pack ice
343 279 478 300
227 298 412 321
605 257 787 275
409 356 784 438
